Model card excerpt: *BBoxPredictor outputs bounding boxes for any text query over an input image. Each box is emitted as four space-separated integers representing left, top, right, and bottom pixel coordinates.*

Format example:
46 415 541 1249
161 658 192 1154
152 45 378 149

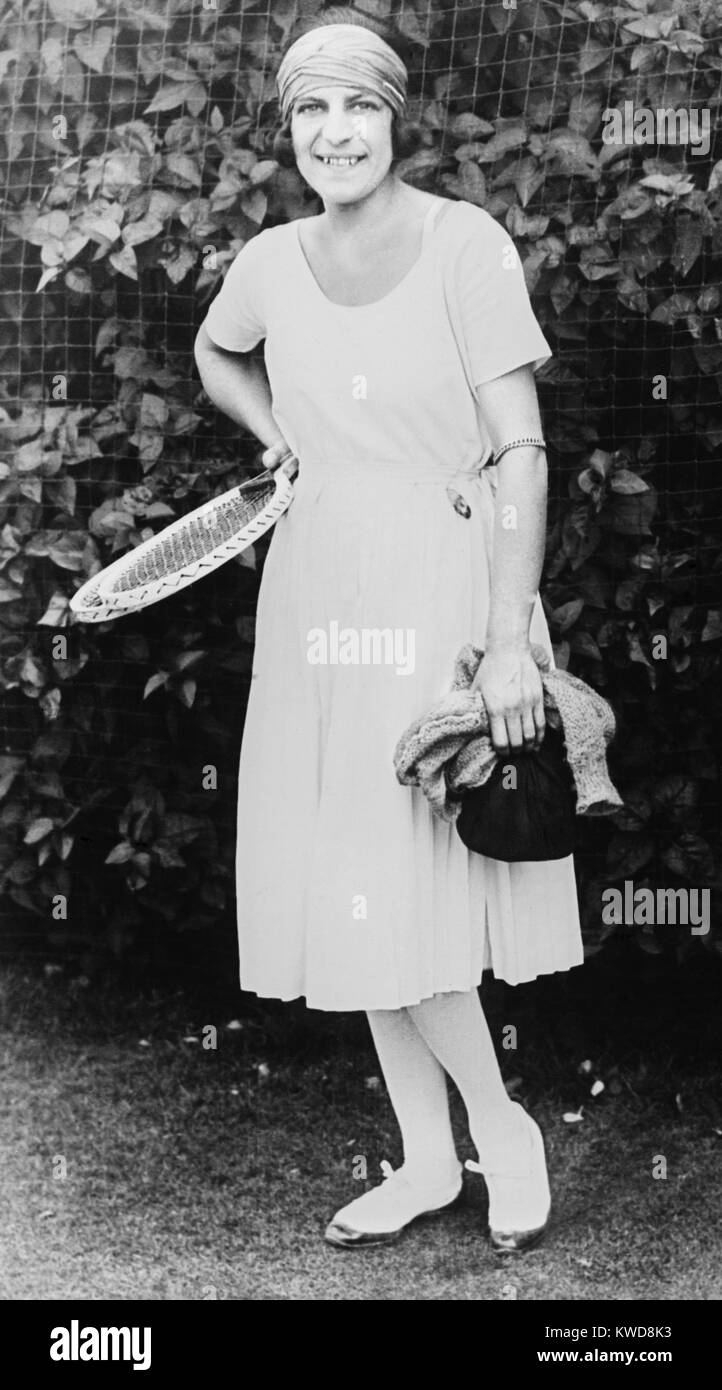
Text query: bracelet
492 436 547 465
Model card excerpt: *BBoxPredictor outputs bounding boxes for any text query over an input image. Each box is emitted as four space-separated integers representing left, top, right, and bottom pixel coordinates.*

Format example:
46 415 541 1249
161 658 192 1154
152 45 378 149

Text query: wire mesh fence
1 0 720 977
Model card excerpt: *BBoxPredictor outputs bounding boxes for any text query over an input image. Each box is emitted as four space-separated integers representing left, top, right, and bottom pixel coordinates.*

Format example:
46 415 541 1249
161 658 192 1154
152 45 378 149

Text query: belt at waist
293 457 493 484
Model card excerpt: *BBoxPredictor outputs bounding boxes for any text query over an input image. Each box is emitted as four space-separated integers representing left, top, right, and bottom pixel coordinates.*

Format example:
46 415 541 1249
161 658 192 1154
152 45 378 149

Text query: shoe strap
385 1158 462 1193
466 1112 538 1180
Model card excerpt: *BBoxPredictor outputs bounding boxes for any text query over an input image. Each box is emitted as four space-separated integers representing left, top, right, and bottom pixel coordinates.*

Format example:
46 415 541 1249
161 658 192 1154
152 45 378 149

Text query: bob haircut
271 4 425 171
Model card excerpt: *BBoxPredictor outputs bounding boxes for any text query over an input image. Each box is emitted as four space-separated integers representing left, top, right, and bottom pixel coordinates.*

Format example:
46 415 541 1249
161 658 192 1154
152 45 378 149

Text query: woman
194 7 584 1254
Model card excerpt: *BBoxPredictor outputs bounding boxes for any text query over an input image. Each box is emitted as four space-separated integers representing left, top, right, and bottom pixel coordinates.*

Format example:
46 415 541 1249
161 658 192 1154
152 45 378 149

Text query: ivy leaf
64 268 93 296
670 30 706 58
130 391 168 467
543 130 599 180
568 95 603 138
457 161 486 206
143 502 176 520
24 817 55 845
668 606 694 647
651 775 699 819
578 40 611 73
45 477 77 514
615 577 645 611
450 113 495 140
82 215 122 247
37 590 72 626
606 832 655 877
240 189 267 225
640 173 695 198
507 207 549 239
701 611 722 642
569 631 602 661
158 244 197 286
75 111 97 151
708 161 722 193
143 672 169 699
165 154 202 188
588 450 613 479
663 835 714 880
145 81 207 116
694 344 722 374
476 124 528 163
394 150 442 180
617 274 650 313
612 788 653 831
623 15 669 39
604 186 653 221
550 271 577 315
627 632 654 670
579 245 617 279
671 216 703 277
20 477 43 502
153 842 187 869
138 392 168 433
178 680 196 708
520 247 547 294
610 469 649 494
174 650 205 672
109 245 138 281
47 537 86 571
249 160 280 186
15 439 45 473
122 217 165 247
603 489 657 536
48 0 102 21
28 211 71 246
73 27 114 74
105 841 135 865
553 598 584 632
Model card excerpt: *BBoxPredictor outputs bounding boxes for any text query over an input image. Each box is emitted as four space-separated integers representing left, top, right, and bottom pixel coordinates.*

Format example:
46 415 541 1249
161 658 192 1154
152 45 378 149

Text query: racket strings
111 473 276 591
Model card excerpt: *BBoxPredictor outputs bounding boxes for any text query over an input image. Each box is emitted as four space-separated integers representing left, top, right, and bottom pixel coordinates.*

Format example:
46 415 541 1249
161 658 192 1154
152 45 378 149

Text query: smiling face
290 84 395 204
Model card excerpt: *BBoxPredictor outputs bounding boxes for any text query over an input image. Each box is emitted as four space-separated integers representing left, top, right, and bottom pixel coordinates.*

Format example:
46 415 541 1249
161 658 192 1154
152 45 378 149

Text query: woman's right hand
261 439 299 481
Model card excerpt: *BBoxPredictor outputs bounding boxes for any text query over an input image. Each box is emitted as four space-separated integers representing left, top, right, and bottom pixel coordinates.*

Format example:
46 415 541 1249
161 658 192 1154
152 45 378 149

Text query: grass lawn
1 963 722 1301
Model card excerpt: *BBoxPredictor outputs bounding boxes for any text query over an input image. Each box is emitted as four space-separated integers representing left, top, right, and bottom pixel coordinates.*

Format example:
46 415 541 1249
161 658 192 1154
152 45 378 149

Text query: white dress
202 196 584 1011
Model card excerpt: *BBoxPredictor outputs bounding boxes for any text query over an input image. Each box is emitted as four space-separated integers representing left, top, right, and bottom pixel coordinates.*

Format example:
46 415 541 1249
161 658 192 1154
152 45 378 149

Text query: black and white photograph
1 0 721 1331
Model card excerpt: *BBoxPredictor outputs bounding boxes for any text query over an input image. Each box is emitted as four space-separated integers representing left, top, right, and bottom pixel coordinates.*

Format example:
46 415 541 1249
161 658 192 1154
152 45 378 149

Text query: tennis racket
69 459 296 624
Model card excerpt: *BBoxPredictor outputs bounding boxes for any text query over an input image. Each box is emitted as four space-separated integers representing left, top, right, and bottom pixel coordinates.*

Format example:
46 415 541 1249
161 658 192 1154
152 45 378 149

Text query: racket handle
261 441 298 479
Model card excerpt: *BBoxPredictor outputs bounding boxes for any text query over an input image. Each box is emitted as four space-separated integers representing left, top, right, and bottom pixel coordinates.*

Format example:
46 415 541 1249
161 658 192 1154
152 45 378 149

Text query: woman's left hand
471 646 545 756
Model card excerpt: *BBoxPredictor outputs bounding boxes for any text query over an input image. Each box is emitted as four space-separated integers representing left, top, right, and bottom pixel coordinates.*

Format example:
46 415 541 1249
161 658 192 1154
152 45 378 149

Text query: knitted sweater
393 643 623 822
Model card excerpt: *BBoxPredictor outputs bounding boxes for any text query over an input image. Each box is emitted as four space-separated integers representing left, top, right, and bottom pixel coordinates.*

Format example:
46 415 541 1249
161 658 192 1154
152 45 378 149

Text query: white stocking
366 1006 461 1186
407 987 525 1169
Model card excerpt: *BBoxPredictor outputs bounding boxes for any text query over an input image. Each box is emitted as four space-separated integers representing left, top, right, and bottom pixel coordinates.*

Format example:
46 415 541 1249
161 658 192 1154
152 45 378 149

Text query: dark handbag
455 723 577 862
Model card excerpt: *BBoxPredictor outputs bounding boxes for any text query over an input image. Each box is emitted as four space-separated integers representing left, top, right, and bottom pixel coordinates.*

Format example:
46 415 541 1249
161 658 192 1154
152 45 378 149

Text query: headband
276 22 408 124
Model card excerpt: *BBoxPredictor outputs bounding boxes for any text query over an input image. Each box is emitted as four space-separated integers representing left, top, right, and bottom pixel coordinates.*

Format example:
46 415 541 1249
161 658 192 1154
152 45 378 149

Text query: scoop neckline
293 196 455 310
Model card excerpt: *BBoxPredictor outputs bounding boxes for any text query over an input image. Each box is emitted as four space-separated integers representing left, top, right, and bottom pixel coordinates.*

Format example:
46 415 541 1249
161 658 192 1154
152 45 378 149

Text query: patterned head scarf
276 22 408 124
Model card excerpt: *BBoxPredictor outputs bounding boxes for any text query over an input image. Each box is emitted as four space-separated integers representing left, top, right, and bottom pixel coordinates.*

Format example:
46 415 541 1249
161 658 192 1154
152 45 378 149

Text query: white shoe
465 1104 551 1254
324 1159 463 1248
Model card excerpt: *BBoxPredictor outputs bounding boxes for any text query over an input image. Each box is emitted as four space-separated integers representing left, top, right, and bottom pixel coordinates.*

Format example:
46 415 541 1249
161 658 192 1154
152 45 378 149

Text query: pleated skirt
235 459 584 1011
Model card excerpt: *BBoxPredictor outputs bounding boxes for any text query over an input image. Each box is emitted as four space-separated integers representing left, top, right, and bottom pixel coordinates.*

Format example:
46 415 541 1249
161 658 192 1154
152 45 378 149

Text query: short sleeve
201 234 267 352
454 209 552 386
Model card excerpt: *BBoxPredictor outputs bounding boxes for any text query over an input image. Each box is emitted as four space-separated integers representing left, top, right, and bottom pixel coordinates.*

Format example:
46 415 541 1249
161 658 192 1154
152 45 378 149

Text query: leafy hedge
1 0 721 975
